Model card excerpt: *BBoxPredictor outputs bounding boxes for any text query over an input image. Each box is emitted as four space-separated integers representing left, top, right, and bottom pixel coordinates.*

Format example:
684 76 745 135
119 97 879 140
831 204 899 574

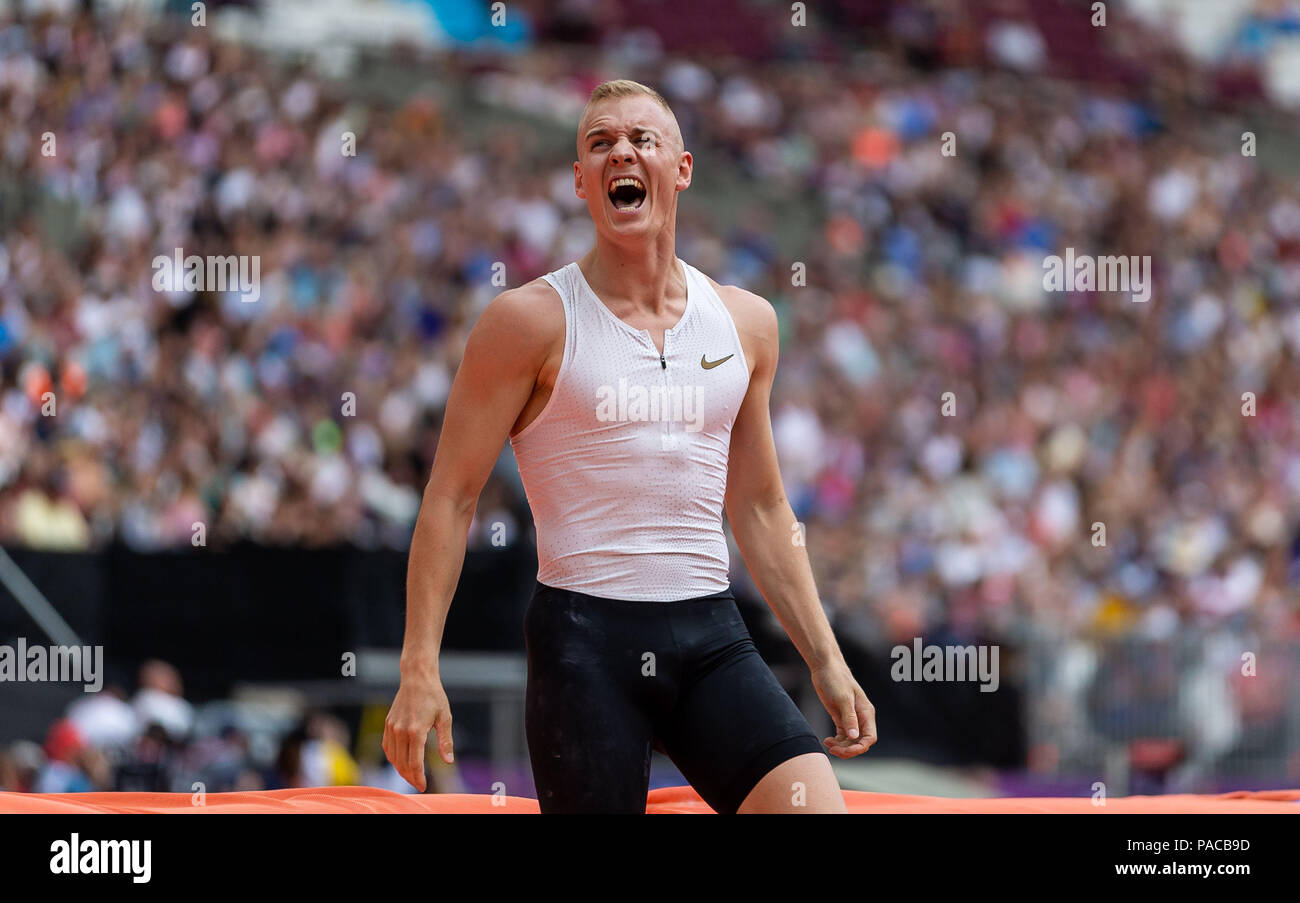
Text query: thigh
657 604 828 815
523 584 658 814
736 752 845 813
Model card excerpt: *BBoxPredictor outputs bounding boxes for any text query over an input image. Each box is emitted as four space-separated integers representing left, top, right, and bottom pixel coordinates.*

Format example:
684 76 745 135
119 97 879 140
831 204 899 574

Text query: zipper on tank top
660 331 676 450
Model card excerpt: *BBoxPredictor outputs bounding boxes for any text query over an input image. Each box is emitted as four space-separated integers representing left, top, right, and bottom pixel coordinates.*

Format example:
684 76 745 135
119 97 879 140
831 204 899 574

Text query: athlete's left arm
720 286 877 759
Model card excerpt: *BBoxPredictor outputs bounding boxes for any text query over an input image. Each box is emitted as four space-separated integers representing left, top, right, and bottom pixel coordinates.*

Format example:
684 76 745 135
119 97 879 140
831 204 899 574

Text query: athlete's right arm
383 280 560 792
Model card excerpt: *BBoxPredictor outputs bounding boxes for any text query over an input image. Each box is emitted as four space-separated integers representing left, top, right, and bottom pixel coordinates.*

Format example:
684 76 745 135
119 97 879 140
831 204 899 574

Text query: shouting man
383 79 876 813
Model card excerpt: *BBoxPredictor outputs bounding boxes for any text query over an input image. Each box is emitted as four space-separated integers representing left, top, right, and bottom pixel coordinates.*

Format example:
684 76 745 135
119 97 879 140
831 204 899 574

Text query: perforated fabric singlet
509 258 751 602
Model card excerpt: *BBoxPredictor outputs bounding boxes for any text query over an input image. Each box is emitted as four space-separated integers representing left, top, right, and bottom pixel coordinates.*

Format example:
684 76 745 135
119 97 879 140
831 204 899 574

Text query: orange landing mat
3 786 1299 813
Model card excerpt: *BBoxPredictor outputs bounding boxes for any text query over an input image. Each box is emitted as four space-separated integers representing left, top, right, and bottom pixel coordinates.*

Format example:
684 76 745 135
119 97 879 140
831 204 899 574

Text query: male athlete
383 80 877 813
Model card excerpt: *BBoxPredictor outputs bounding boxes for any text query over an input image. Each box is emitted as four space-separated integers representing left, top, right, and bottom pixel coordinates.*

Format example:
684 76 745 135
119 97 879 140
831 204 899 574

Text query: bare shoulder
480 277 564 334
469 277 565 366
704 275 778 340
704 276 779 379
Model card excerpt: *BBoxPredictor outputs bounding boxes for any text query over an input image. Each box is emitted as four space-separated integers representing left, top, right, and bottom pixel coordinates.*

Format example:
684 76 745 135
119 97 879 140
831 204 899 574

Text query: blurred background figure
114 722 180 792
33 719 110 793
132 660 196 742
0 741 46 793
67 684 140 752
267 713 359 789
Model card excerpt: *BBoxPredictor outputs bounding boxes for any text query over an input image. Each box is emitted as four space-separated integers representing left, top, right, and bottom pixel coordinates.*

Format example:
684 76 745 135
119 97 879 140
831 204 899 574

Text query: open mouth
608 176 646 212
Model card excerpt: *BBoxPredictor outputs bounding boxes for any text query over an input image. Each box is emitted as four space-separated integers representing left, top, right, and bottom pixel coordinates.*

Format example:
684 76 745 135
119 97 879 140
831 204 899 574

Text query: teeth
608 177 645 192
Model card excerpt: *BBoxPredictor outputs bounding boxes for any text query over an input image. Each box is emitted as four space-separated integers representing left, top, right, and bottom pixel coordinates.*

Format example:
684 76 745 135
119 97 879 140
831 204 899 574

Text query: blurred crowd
0 1 1298 782
0 658 403 795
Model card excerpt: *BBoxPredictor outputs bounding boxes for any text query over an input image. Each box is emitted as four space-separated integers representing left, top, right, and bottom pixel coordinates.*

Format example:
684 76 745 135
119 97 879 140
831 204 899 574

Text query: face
574 95 691 240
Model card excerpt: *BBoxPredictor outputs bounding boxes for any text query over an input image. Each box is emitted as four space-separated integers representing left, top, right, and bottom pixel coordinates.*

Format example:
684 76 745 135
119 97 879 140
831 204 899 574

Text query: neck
580 227 682 314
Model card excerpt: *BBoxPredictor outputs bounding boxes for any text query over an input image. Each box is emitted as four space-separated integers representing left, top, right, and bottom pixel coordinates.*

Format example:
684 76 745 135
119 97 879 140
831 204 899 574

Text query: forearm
729 497 846 673
399 487 475 682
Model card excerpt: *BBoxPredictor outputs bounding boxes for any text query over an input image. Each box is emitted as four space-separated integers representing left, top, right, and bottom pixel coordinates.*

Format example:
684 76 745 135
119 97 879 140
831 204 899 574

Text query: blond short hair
580 79 683 151
587 78 672 111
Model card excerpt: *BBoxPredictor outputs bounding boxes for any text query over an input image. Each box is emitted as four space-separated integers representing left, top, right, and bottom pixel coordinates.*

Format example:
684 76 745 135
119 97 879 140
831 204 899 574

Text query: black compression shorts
523 580 827 814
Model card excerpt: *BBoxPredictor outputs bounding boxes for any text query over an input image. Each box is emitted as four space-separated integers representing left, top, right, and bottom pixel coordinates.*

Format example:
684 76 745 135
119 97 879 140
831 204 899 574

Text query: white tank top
509 258 751 602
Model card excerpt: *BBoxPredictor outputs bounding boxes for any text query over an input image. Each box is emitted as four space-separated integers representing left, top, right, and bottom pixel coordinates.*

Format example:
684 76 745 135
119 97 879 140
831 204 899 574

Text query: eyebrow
584 126 663 141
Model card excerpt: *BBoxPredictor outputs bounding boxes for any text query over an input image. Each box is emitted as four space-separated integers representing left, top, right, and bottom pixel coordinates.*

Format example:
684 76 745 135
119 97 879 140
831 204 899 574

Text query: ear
574 160 586 200
675 150 693 192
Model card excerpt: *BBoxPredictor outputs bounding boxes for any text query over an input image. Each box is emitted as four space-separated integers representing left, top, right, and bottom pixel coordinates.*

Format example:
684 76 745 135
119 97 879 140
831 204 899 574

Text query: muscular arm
721 286 876 758
400 284 555 680
722 292 841 670
385 280 561 788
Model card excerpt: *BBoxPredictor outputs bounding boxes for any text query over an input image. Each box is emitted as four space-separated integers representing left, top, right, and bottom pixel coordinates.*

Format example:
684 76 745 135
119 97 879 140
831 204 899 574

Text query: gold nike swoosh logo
701 353 734 370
